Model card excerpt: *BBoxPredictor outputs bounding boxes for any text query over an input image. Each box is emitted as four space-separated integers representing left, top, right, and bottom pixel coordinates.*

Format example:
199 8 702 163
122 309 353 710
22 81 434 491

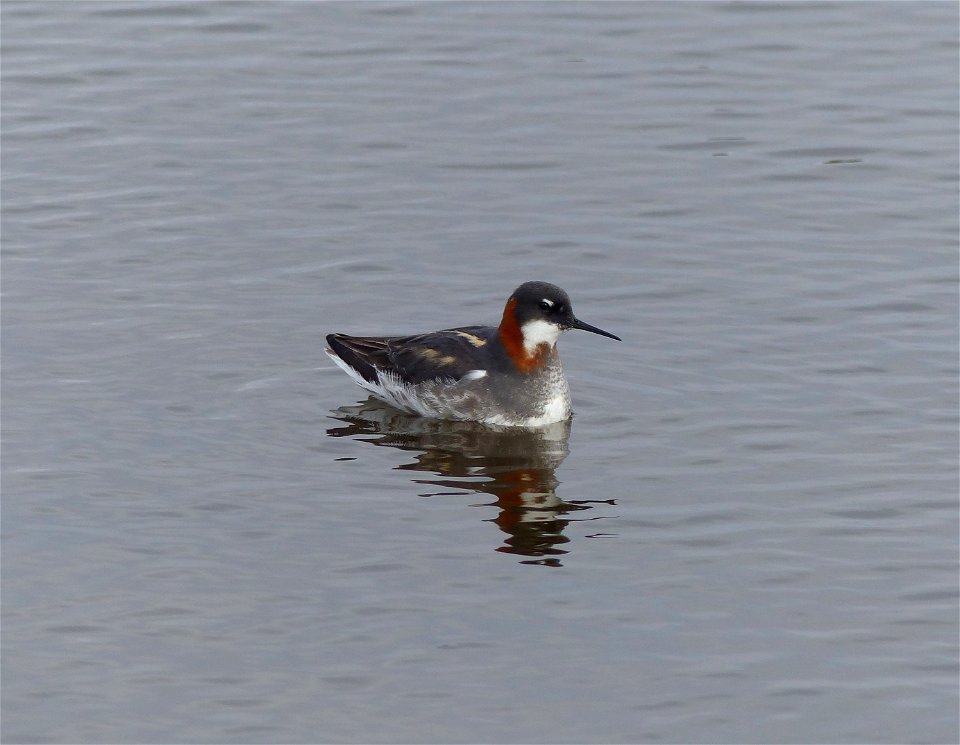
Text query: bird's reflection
327 399 616 566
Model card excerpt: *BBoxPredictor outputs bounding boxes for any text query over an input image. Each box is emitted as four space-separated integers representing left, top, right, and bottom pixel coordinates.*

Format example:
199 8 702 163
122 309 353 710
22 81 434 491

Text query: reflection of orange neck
498 297 549 373
492 469 551 531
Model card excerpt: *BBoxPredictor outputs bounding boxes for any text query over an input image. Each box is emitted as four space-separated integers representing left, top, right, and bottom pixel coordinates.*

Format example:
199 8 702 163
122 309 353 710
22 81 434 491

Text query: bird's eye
539 299 555 311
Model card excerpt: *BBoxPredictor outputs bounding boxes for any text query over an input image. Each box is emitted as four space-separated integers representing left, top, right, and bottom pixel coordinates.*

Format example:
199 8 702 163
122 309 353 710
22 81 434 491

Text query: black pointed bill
569 317 621 341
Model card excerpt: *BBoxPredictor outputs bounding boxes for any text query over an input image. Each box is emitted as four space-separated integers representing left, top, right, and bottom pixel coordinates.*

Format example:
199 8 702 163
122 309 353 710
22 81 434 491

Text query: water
2 2 957 743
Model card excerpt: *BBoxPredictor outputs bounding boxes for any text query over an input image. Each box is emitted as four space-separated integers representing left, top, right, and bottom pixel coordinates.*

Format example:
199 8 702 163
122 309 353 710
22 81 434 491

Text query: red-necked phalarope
326 281 621 427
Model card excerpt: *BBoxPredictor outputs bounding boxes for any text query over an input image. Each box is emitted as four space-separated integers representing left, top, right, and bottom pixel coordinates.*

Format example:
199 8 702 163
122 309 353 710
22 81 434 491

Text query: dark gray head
505 281 621 343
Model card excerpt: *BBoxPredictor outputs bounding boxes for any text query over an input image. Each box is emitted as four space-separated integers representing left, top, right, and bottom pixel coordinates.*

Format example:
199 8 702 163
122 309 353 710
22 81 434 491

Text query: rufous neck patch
498 297 550 373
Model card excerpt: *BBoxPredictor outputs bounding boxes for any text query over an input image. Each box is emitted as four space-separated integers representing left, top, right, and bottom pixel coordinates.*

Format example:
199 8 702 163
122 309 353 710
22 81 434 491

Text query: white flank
520 319 563 354
327 349 490 419
327 348 570 427
326 350 371 390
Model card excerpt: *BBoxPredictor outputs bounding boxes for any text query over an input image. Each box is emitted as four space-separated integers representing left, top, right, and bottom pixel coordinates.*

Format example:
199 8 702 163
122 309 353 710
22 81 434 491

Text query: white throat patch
520 319 563 354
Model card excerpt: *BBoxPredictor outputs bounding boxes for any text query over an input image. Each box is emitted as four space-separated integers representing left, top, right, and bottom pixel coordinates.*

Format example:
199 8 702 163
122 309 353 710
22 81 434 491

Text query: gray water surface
2 2 958 743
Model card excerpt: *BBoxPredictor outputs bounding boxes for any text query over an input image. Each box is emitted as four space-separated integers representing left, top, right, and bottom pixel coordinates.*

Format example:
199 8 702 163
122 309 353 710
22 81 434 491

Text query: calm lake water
2 2 957 743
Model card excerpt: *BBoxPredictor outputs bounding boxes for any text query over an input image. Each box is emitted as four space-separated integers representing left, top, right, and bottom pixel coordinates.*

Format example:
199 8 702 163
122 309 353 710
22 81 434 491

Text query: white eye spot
539 298 554 310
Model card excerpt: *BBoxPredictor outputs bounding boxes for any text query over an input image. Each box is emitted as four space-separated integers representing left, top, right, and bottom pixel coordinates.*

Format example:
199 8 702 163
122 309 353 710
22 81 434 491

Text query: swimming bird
325 281 620 427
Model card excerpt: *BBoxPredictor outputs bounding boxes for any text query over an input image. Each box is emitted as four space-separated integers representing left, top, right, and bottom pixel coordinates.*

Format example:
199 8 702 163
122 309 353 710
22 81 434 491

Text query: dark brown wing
326 326 498 385
326 334 392 384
